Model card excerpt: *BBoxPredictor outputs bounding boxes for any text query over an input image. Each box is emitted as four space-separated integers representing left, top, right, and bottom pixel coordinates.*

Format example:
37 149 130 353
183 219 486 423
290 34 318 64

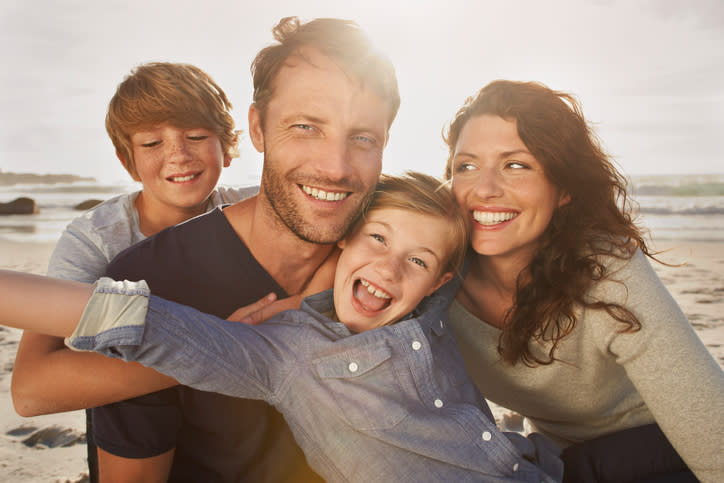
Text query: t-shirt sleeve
47 218 110 283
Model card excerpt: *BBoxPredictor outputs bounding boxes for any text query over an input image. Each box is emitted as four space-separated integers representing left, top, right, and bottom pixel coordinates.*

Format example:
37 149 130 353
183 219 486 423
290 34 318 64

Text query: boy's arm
12 332 176 415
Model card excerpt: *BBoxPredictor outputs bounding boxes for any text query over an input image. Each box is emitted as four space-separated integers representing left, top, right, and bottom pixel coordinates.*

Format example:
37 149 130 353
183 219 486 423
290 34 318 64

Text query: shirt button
513 463 519 472
411 340 422 351
482 431 492 441
434 399 444 408
348 362 359 373
439 320 444 328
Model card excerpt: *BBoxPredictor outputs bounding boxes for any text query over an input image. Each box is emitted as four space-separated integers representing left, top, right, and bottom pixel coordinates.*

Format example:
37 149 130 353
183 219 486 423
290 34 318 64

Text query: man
14 16 399 482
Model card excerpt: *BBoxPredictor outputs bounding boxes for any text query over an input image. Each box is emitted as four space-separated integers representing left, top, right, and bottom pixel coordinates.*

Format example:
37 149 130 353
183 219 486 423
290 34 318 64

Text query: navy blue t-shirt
93 207 322 482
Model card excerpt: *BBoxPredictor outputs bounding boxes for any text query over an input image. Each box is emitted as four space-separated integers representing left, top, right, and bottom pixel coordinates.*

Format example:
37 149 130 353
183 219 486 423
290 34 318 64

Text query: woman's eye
293 124 314 131
507 161 528 169
409 257 427 269
370 233 385 244
454 161 476 173
188 135 209 141
141 140 161 148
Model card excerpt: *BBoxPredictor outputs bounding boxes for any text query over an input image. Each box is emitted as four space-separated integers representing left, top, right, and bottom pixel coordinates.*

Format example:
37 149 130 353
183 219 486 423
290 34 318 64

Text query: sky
1 0 722 186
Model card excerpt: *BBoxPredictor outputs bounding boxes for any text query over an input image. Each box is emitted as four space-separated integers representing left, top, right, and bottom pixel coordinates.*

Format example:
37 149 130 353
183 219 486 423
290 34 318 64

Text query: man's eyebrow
281 113 327 125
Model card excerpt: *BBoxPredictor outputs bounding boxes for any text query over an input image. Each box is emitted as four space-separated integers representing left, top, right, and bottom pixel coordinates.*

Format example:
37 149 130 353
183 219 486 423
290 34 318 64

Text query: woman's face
450 114 568 263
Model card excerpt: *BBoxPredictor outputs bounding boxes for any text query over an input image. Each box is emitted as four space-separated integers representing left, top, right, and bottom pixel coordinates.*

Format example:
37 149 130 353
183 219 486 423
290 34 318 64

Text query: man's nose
314 137 353 181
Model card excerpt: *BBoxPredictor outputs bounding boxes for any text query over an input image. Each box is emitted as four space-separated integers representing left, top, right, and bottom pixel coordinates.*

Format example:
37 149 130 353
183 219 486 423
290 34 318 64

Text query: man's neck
223 195 336 295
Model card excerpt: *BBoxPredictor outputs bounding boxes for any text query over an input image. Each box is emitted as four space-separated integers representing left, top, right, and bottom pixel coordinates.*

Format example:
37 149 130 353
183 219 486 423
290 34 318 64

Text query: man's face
249 48 390 244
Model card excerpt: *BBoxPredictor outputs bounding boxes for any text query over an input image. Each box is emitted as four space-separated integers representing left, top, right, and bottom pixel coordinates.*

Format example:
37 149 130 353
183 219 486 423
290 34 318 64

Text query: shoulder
588 246 661 303
66 191 140 235
210 185 258 207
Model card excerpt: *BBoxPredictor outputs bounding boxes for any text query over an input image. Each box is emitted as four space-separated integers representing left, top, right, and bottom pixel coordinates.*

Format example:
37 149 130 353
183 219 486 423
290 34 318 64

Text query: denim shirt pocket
314 341 410 431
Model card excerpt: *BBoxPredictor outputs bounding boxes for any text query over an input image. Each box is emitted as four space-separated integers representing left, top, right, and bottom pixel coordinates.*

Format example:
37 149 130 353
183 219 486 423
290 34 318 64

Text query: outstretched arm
2 270 178 415
0 270 91 336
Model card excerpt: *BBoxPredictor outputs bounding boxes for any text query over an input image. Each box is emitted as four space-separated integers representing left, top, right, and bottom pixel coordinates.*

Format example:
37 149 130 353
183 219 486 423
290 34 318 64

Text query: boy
11 62 255 478
1 172 562 482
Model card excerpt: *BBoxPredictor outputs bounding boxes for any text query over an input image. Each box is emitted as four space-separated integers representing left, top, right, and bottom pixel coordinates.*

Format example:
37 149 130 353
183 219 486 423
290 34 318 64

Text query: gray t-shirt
47 185 258 282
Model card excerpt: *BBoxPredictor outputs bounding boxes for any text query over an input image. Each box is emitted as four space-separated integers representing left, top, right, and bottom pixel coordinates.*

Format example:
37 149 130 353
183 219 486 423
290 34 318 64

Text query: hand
226 293 303 325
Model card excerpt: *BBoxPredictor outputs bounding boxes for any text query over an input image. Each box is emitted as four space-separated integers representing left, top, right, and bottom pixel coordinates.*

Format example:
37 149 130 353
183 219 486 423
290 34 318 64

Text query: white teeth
360 279 391 299
170 174 198 182
473 211 518 226
302 185 349 201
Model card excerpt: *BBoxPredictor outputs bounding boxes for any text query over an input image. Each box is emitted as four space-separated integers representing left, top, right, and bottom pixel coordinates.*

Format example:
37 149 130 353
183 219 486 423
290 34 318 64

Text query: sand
0 238 722 481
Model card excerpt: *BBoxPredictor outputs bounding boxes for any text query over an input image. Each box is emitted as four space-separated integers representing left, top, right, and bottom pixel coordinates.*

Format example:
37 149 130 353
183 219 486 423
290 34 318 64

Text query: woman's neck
457 252 533 329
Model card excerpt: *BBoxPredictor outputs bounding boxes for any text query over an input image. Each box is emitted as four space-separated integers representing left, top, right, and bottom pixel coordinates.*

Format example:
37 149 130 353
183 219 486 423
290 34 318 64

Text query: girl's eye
188 135 209 141
370 233 385 244
409 257 427 269
141 140 161 148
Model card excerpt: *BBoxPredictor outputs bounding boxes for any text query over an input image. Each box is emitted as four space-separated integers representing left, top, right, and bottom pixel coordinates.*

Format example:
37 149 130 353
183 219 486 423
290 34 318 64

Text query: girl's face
333 207 453 333
450 115 568 264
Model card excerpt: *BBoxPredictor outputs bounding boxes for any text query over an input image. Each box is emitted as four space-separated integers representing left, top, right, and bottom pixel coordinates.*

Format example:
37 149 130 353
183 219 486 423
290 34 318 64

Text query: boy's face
333 208 454 333
124 123 231 215
249 48 389 245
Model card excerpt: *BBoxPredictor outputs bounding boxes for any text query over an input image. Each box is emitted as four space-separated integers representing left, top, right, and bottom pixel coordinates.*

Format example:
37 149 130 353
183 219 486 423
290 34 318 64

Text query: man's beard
261 155 373 245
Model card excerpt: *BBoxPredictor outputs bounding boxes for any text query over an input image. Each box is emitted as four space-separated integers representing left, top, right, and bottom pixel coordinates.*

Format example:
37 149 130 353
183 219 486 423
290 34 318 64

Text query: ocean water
0 174 723 244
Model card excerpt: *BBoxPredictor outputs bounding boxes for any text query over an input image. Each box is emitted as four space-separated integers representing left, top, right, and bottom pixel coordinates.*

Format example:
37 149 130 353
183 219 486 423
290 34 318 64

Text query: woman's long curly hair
444 80 655 366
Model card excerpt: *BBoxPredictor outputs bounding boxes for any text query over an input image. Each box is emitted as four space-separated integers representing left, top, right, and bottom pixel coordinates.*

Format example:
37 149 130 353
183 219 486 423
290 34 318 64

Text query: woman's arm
604 251 724 482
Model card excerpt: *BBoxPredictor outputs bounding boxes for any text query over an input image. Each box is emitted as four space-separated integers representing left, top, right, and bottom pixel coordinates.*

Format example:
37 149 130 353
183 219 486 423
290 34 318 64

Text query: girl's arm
1 270 178 415
0 270 92 336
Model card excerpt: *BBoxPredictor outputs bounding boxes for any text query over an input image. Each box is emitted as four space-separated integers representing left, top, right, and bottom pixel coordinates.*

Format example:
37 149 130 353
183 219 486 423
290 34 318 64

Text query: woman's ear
427 272 454 296
558 191 571 207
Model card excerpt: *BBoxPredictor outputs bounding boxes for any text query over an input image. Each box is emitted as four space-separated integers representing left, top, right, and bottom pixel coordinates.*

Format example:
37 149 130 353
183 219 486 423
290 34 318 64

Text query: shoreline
0 237 721 481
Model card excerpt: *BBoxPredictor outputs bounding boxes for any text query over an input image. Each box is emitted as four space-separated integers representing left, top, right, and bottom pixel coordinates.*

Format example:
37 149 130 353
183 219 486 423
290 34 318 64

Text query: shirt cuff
65 277 151 351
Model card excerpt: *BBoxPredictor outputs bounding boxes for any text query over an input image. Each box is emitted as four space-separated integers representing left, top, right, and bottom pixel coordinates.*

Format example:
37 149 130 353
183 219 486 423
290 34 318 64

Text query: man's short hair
251 17 400 128
106 62 239 178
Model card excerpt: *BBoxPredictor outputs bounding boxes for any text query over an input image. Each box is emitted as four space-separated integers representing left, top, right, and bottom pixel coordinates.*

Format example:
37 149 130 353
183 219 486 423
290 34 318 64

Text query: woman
443 80 723 482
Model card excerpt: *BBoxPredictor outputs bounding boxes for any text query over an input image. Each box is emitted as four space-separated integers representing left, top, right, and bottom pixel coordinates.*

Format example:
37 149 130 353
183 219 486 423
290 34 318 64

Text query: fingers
226 293 277 323
239 295 303 326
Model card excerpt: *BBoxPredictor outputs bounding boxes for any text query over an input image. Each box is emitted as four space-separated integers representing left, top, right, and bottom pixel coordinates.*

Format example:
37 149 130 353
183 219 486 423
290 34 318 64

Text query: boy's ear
426 272 454 296
248 104 265 153
116 152 141 182
223 154 232 168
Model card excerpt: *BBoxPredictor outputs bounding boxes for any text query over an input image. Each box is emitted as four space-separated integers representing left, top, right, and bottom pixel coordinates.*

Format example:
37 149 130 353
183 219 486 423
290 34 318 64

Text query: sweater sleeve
596 249 724 482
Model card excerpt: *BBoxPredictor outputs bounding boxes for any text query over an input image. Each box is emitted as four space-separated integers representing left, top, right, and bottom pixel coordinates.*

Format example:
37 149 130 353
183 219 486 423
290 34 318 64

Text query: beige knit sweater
448 249 724 482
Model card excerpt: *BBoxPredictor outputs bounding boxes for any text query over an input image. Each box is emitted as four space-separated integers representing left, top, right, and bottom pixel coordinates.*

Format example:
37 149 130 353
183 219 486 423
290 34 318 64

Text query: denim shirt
69 279 562 483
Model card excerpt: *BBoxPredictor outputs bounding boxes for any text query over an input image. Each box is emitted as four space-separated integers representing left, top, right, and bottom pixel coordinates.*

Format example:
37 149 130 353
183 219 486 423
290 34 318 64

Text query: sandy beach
0 237 722 482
